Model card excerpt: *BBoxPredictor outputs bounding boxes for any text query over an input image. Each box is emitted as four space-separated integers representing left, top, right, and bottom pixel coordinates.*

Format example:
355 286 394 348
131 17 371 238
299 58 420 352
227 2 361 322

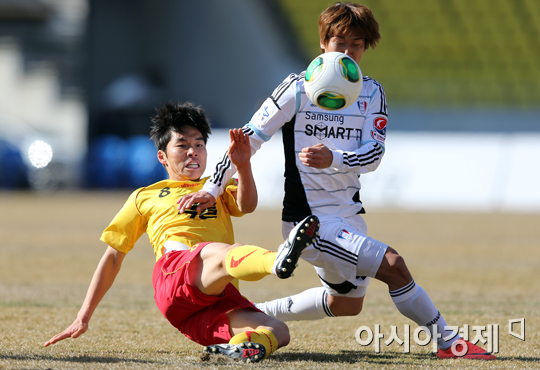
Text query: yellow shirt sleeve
223 178 245 218
100 188 148 254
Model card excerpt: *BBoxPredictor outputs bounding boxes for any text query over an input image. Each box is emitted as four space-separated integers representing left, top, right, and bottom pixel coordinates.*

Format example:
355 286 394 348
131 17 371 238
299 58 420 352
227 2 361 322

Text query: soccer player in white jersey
178 2 495 360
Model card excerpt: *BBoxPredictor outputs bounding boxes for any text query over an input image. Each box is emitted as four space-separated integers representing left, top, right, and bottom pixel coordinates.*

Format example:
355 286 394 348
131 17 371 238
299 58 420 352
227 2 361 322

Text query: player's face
157 126 207 181
321 30 366 64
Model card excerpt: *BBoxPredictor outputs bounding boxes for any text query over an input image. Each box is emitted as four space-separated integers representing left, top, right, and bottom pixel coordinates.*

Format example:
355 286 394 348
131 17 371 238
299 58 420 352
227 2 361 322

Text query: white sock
255 287 334 321
390 280 458 350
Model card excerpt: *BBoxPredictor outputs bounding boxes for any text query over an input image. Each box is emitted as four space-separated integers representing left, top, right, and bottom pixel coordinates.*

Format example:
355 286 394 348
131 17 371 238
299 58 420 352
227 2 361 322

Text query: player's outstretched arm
228 128 257 213
43 246 126 347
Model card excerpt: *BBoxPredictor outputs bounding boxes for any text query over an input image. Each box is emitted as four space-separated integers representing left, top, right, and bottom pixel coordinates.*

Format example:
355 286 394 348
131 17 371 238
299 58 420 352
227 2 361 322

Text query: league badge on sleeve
374 117 387 135
254 103 278 125
370 116 387 143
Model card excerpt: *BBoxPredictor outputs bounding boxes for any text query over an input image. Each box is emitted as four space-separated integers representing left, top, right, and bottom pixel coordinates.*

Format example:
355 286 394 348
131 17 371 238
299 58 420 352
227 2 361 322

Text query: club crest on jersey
357 99 368 115
337 229 352 240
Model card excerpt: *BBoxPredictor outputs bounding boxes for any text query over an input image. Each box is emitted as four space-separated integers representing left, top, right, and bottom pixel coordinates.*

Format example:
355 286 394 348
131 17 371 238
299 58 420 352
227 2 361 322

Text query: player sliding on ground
43 102 319 363
177 2 495 361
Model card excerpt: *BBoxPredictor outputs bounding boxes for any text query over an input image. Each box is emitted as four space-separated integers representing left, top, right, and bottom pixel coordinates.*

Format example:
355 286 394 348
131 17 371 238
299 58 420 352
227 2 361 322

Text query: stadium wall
204 129 540 213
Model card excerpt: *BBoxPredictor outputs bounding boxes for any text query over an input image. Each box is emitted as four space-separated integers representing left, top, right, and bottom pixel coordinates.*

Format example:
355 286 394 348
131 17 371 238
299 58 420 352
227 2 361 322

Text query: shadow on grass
496 355 540 363
0 354 159 365
272 350 540 364
272 350 429 364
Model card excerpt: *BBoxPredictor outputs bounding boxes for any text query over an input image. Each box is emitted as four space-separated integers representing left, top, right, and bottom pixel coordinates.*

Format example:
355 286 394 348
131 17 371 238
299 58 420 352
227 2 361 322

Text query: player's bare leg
198 216 319 363
374 246 413 290
227 308 290 346
196 244 283 363
326 295 364 316
195 242 245 296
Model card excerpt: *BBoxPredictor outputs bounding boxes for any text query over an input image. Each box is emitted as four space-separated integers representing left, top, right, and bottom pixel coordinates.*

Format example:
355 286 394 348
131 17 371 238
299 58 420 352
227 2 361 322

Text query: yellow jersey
101 177 244 261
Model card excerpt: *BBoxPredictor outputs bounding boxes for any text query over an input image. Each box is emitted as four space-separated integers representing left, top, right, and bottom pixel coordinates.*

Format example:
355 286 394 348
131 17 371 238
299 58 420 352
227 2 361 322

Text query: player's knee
328 296 363 316
275 321 290 347
261 321 290 347
377 248 412 289
338 306 362 316
338 305 363 316
386 252 406 272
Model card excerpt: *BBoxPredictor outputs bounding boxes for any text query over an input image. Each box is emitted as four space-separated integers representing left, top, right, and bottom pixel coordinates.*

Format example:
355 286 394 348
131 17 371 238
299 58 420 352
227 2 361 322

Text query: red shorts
152 242 259 346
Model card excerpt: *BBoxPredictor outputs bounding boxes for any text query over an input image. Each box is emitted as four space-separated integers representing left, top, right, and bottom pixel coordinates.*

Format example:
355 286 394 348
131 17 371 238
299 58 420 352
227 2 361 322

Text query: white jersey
204 71 388 222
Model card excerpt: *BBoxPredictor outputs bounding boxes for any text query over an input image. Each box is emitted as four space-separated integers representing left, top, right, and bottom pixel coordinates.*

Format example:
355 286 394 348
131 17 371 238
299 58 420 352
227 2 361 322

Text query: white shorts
282 214 388 298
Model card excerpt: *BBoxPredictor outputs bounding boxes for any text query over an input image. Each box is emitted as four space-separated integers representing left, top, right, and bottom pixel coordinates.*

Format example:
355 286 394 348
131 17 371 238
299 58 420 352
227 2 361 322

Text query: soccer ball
304 52 363 110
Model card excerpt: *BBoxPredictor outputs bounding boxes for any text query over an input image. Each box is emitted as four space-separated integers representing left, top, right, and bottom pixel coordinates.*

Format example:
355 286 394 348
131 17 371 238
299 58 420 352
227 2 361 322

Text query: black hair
150 101 211 152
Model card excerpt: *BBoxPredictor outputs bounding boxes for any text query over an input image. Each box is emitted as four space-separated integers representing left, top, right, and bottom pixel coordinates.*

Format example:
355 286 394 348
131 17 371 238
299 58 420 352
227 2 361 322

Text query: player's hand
298 144 333 168
177 191 216 213
43 318 88 347
228 128 251 169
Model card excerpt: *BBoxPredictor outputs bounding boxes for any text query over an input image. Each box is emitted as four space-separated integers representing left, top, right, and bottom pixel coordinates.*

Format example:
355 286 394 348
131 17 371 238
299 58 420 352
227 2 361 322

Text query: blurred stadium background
0 0 539 211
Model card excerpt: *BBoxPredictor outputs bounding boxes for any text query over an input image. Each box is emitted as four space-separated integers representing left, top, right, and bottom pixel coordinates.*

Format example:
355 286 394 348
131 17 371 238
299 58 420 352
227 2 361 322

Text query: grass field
1 191 539 369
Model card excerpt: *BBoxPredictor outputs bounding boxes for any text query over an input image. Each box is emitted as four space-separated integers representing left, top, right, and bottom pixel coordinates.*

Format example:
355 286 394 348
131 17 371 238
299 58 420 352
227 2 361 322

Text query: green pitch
1 192 538 369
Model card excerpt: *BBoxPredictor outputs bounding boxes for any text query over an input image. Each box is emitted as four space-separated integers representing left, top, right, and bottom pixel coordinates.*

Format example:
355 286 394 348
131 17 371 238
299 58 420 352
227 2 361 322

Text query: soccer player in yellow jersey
43 101 319 363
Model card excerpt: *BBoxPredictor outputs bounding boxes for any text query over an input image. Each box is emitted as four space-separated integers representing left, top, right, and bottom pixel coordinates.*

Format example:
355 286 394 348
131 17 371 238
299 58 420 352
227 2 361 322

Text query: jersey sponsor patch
254 103 278 125
304 111 345 124
305 122 361 141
